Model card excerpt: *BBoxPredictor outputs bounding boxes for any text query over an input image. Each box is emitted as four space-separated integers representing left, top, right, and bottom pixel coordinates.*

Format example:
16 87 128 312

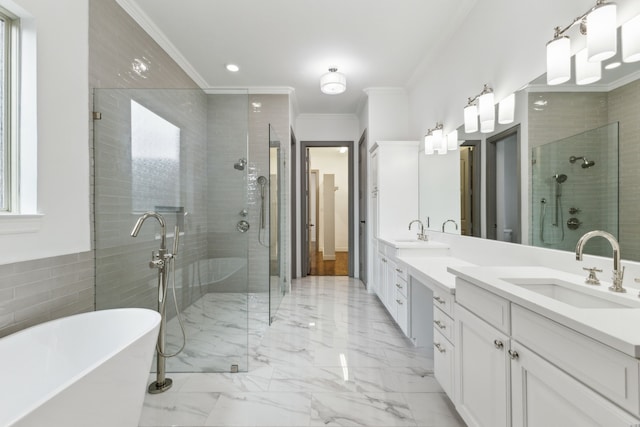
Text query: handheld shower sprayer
257 176 267 229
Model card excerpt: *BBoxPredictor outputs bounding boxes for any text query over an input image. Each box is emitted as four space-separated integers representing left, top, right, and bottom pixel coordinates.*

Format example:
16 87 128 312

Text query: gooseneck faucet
131 211 180 393
442 219 459 233
575 230 625 293
408 219 427 241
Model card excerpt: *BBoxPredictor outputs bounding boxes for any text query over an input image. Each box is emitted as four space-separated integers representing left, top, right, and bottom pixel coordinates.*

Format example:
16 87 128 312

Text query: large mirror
419 29 640 261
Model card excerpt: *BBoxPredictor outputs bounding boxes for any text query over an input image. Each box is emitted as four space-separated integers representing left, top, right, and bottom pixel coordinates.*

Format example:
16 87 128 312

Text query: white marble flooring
139 276 466 426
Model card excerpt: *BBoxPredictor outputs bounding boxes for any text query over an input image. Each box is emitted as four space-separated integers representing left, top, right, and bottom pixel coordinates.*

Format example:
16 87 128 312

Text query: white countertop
397 256 475 293
448 265 640 358
378 236 450 250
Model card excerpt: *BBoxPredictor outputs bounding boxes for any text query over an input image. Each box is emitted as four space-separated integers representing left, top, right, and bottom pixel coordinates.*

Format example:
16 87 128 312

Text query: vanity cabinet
454 277 640 427
374 241 410 337
369 141 419 239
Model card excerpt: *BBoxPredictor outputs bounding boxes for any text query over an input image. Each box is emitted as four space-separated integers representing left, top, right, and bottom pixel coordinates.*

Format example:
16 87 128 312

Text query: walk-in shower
93 89 285 376
532 123 618 254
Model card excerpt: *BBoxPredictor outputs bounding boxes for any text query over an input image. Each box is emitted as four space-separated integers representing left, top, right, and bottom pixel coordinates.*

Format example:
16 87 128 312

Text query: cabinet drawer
434 328 454 399
394 262 408 282
433 307 454 344
395 291 409 335
432 286 454 317
455 278 510 334
394 276 408 297
512 304 640 417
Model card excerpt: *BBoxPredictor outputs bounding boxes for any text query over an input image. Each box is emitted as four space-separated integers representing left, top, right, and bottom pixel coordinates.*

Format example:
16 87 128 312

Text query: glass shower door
93 88 251 372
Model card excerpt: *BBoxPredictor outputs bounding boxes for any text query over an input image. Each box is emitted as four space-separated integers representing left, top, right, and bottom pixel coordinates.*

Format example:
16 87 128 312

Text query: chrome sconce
463 84 515 134
424 123 459 156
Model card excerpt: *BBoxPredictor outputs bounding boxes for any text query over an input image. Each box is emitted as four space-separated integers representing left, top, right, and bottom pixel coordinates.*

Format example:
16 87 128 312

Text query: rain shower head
569 155 595 169
234 158 247 170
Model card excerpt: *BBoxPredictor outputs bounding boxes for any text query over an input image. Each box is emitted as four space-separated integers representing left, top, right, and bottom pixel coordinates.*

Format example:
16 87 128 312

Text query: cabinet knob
434 320 446 329
508 349 519 360
493 339 504 349
434 342 446 353
433 296 445 304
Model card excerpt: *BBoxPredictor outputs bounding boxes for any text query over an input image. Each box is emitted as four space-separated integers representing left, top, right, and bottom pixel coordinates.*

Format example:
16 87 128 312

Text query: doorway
300 141 354 277
486 125 521 242
460 140 481 237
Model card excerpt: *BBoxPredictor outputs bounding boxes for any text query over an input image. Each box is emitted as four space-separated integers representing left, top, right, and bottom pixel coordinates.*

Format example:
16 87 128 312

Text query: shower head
553 173 567 183
234 158 247 171
569 155 595 169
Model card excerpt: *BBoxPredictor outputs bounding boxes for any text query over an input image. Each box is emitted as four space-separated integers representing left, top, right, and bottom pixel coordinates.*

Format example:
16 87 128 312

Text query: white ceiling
121 0 477 114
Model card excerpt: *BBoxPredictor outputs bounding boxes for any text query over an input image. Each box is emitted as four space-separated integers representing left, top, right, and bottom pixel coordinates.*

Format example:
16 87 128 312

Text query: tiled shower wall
529 79 640 261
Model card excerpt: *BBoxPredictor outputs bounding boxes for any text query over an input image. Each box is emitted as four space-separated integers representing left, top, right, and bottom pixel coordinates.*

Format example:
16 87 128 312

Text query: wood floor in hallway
309 250 349 276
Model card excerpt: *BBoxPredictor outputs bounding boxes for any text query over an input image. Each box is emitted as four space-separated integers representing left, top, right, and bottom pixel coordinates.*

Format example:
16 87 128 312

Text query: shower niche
531 122 619 256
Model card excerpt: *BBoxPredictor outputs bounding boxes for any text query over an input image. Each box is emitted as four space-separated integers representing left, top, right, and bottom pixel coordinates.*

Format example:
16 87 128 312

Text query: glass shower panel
531 122 618 255
269 124 285 323
93 88 251 373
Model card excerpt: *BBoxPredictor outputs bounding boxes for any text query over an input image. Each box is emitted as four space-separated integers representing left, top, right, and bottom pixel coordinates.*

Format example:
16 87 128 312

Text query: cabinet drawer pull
434 320 446 329
381 258 387 263
494 339 504 349
395 268 403 273
508 349 519 360
396 283 403 289
433 296 445 304
434 342 446 353
396 299 403 305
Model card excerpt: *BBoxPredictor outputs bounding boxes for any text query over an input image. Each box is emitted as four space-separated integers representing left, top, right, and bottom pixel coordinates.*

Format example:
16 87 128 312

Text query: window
0 7 16 212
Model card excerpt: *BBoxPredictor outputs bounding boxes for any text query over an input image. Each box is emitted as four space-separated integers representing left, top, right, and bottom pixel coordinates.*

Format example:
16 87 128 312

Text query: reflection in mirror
268 124 285 323
531 123 618 257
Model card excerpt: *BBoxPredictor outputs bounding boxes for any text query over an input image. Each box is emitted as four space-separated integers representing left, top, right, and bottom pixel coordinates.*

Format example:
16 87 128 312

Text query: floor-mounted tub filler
0 308 161 427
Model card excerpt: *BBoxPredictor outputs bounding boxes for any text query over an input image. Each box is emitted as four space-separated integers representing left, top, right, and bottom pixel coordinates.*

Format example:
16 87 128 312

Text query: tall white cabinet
369 141 419 239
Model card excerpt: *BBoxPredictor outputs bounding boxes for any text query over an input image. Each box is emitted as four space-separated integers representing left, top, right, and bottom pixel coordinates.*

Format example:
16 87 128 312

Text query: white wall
0 0 90 264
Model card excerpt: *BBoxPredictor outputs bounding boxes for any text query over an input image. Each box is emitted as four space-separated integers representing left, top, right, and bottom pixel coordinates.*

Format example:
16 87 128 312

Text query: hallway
138 276 465 426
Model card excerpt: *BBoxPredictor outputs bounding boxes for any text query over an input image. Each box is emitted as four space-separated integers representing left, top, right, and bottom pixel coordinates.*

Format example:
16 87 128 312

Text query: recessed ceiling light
604 61 621 70
226 64 239 72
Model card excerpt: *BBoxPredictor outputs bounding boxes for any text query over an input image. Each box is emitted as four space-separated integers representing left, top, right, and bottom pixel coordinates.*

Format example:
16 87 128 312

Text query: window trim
0 6 17 213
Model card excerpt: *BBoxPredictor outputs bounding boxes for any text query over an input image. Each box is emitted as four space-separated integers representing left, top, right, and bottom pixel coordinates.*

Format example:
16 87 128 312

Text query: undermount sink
501 277 640 309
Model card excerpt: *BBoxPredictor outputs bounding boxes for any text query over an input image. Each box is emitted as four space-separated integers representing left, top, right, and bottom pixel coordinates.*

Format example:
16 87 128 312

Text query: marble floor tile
139 276 465 426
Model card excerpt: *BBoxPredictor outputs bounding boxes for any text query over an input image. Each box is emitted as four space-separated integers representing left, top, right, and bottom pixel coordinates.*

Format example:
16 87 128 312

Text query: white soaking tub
0 308 161 427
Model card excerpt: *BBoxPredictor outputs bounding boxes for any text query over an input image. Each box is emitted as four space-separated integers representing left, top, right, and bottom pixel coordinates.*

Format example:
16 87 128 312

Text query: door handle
360 220 366 224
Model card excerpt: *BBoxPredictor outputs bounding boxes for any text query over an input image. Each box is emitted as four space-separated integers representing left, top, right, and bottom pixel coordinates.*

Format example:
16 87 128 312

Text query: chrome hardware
569 207 581 215
396 299 403 305
508 349 519 360
576 230 625 293
442 219 459 233
494 339 504 349
236 220 250 233
396 283 403 289
567 217 581 230
434 342 446 353
381 258 387 263
434 320 446 329
238 208 248 217
434 296 445 304
408 219 428 241
395 268 403 273
583 267 602 285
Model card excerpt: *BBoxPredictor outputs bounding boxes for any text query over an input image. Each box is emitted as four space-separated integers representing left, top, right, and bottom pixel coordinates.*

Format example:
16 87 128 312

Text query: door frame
460 139 481 237
300 141 355 277
357 130 367 285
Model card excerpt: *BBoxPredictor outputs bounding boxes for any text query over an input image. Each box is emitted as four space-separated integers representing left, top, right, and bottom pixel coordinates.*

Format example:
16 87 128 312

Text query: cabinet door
376 253 388 308
385 258 397 314
511 343 640 427
434 328 454 399
455 304 510 427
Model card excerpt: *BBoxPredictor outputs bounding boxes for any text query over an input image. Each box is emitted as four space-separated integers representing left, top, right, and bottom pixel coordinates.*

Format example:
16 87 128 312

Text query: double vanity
372 235 640 427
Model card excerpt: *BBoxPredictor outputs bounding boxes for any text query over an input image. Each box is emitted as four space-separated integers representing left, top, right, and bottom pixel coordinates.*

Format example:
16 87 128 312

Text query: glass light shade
587 3 617 62
320 70 346 94
464 104 478 133
447 130 458 151
424 134 434 155
433 128 446 155
478 91 495 133
546 36 571 85
575 48 601 85
498 93 515 124
622 15 640 63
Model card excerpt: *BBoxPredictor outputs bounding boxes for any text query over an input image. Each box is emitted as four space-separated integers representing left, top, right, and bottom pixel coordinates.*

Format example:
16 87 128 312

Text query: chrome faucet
442 219 459 233
575 230 625 293
408 219 427 241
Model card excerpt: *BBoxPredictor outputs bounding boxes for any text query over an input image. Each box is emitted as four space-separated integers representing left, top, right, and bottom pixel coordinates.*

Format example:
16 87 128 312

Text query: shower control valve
148 251 165 269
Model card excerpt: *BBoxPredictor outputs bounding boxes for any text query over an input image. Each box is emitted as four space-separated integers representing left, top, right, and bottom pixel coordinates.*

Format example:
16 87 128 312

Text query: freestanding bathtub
0 308 161 427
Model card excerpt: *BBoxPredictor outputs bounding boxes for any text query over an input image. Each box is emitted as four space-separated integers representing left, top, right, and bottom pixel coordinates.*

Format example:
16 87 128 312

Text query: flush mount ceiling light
545 1 630 86
226 64 240 72
320 68 346 95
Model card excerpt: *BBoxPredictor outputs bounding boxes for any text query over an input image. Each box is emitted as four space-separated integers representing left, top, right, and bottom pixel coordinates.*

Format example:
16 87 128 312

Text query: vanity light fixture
447 129 459 151
424 123 444 155
463 100 478 133
320 67 346 95
546 32 571 85
498 93 515 124
478 86 495 133
424 131 434 155
622 14 640 63
586 1 617 62
576 48 602 85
